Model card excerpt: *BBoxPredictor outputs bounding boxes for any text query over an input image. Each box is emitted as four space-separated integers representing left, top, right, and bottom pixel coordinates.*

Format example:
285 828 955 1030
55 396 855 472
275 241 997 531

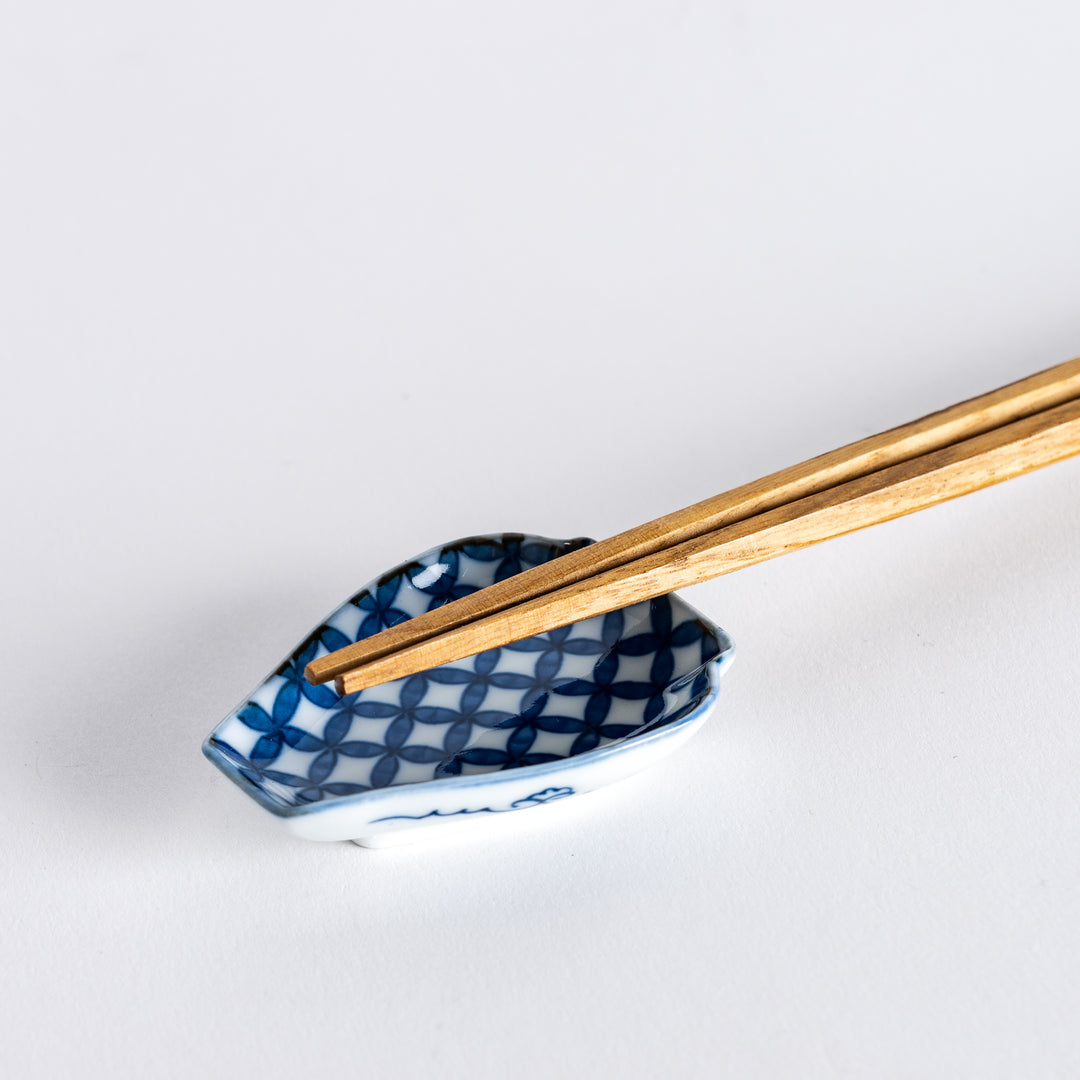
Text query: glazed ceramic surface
203 534 734 845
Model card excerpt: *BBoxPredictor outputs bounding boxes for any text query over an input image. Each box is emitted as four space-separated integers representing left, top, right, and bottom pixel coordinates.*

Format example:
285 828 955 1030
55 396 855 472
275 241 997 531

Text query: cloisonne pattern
208 534 723 810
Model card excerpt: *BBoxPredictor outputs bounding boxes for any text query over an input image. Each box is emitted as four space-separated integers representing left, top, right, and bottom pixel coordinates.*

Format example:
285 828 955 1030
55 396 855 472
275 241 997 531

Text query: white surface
3 2 1080 1077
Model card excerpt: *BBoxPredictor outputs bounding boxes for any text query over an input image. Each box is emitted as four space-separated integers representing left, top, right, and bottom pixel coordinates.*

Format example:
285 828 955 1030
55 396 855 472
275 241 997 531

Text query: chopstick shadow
759 459 1080 686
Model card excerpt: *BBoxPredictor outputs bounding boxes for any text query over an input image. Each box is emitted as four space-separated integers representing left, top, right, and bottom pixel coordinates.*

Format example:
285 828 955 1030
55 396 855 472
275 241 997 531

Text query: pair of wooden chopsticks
307 358 1080 695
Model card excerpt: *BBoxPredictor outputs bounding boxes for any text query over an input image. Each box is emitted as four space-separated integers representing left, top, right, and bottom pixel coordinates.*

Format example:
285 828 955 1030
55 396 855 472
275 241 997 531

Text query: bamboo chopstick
333 394 1080 694
306 357 1080 690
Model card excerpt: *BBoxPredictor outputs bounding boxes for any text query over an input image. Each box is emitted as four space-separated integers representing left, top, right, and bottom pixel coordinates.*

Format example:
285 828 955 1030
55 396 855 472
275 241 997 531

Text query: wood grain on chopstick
306 357 1080 686
335 395 1080 694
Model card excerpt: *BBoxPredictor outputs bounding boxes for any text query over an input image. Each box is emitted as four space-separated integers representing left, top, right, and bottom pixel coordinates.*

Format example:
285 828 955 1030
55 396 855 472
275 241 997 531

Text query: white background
3 2 1080 1077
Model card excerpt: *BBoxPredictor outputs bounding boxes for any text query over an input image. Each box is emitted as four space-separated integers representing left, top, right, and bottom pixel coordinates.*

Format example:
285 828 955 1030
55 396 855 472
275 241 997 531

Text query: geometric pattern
206 533 724 810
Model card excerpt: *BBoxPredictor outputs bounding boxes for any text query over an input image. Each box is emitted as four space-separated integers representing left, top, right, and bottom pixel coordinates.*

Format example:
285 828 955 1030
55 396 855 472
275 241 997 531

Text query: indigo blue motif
206 533 726 812
372 786 576 822
352 576 412 639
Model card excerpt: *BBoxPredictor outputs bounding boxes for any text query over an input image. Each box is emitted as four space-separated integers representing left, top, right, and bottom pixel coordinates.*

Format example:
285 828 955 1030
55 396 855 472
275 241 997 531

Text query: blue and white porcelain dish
203 533 735 846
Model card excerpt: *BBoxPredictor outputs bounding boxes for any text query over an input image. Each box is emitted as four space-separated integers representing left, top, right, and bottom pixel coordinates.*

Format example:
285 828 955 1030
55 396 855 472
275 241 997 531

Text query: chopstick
332 394 1080 693
305 358 1080 694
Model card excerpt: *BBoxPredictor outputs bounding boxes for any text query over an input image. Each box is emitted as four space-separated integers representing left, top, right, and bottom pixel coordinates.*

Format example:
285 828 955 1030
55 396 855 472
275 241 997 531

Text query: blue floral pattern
206 534 725 811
